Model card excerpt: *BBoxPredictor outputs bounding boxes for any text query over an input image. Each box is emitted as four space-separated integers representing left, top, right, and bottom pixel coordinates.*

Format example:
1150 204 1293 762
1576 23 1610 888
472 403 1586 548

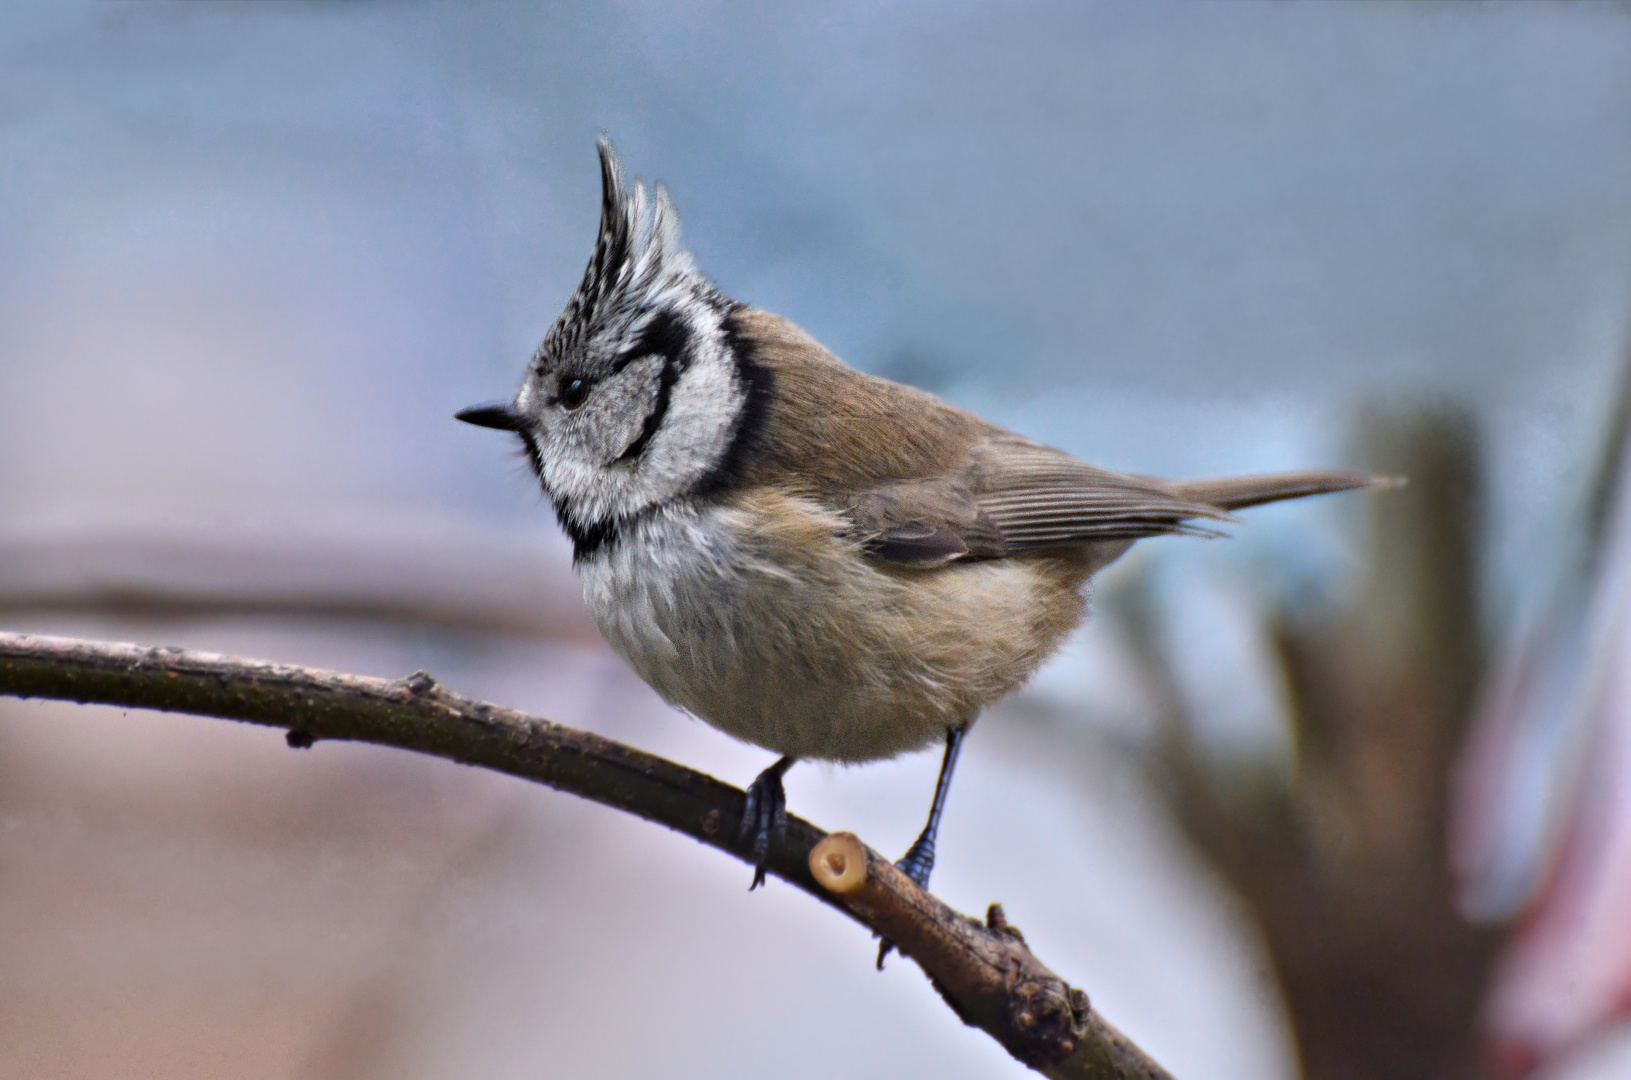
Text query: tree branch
0 631 1174 1079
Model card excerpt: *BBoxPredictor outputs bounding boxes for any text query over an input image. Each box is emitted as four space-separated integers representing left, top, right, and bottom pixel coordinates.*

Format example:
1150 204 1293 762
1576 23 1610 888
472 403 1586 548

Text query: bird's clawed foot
895 830 937 891
739 755 794 890
877 828 938 968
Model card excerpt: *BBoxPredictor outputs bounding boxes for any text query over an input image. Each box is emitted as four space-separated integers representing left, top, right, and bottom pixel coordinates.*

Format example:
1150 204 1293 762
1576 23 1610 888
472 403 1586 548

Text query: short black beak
454 400 524 431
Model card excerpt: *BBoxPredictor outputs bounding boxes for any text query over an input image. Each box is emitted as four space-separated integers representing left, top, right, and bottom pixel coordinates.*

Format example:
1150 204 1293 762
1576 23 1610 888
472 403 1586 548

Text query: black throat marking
516 426 607 561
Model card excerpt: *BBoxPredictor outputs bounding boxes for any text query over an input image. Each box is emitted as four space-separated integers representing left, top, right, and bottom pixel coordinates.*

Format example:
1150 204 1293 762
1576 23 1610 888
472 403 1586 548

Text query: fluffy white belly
576 498 1088 763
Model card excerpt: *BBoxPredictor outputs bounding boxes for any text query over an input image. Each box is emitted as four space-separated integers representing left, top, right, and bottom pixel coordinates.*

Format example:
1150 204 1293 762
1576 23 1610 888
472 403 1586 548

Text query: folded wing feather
846 438 1383 568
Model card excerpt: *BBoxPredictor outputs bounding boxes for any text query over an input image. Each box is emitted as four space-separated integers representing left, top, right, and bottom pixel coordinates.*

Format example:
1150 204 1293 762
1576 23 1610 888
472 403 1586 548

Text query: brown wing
844 442 1231 567
844 478 1007 568
846 442 1387 568
966 439 1233 553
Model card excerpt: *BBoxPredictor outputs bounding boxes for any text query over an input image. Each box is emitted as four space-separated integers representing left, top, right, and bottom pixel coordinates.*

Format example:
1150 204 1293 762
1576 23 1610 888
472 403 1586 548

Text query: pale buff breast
577 489 1104 763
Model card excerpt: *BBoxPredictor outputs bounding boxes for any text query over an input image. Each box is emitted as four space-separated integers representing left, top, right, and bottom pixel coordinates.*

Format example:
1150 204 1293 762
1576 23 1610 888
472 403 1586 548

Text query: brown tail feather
1167 470 1398 512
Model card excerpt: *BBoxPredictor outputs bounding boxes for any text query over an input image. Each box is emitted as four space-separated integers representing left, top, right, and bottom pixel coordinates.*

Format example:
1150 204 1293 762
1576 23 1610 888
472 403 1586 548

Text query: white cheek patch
534 356 657 517
588 354 666 462
540 442 604 516
532 317 744 525
571 348 739 520
642 356 739 486
569 350 738 517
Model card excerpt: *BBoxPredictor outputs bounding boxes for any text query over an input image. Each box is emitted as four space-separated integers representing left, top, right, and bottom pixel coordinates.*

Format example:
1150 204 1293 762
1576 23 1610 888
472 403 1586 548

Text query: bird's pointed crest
543 136 712 362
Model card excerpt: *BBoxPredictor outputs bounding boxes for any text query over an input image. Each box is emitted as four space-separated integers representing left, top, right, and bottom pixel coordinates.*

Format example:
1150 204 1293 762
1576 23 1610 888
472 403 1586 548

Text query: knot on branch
1006 967 1092 1066
398 669 438 696
985 902 1026 944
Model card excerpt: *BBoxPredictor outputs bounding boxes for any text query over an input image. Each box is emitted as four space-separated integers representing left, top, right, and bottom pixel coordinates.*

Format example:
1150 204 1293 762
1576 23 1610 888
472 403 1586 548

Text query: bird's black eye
559 377 592 410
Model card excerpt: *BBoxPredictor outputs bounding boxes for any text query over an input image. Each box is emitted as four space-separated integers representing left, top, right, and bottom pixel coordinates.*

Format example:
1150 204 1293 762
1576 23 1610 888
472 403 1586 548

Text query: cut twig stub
809 832 868 894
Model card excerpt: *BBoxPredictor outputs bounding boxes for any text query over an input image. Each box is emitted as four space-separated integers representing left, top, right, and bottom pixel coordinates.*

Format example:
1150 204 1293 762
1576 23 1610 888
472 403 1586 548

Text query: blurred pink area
1470 447 1631 1077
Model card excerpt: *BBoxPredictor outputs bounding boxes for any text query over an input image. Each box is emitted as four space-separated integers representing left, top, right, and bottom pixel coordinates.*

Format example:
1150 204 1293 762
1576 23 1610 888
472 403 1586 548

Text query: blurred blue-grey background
4 4 1631 1078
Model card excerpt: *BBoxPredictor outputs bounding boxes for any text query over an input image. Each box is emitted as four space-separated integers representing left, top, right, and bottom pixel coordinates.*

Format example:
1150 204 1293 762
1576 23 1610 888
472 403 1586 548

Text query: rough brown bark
810 834 1172 1079
0 630 1175 1080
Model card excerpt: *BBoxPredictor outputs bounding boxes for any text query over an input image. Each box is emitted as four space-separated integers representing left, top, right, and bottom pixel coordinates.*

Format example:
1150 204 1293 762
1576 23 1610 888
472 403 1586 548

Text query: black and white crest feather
542 137 729 366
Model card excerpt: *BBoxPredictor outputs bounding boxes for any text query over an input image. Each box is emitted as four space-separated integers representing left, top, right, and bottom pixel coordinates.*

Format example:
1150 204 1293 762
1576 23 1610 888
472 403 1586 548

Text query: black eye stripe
615 351 683 463
612 309 692 372
606 310 695 463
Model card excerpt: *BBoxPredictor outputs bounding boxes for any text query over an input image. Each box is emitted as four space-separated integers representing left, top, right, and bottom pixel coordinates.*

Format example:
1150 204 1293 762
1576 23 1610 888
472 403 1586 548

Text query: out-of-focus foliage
1110 405 1496 1079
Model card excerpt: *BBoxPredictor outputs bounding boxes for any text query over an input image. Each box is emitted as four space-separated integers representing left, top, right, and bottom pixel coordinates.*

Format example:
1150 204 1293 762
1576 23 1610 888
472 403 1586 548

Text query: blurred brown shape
1135 404 1507 1080
0 523 597 642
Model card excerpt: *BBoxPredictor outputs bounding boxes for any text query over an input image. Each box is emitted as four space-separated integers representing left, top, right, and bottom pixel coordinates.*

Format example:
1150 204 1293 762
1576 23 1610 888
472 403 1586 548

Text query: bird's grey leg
739 754 796 890
897 725 966 889
879 726 966 967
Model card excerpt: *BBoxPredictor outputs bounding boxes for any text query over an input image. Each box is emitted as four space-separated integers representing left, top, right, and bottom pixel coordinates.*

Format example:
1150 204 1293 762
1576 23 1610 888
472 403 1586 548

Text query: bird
457 136 1384 903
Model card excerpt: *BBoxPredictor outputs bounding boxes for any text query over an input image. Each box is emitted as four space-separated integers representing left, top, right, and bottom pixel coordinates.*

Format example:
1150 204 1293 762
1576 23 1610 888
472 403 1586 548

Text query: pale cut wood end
809 832 869 895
